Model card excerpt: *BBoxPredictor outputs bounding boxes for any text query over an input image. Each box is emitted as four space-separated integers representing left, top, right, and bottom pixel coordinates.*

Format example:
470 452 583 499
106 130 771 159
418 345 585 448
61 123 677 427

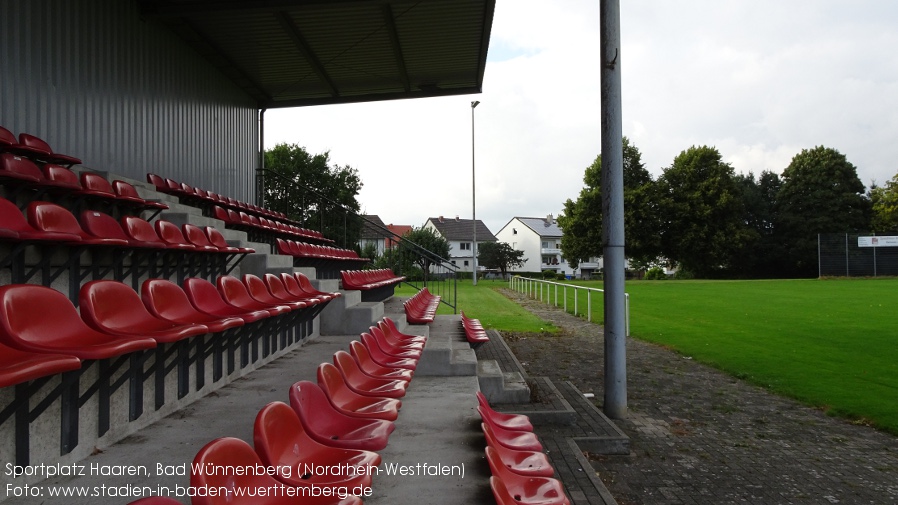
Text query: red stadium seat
0 152 45 185
182 223 219 251
78 172 118 199
0 284 156 360
317 361 401 421
289 381 394 451
481 421 543 452
482 420 553 478
0 341 81 389
191 437 363 505
141 279 245 333
0 196 78 241
264 273 320 307
253 401 380 490
331 352 408 399
79 280 210 343
41 164 83 190
28 201 124 245
217 275 291 316
243 274 306 310
112 180 169 210
359 333 417 371
486 447 570 505
281 273 332 303
120 216 168 248
369 326 422 359
295 272 342 299
79 210 134 244
154 220 197 250
17 133 82 166
205 226 252 253
0 126 46 158
378 317 427 345
477 391 534 432
182 277 271 324
347 340 414 383
373 323 425 351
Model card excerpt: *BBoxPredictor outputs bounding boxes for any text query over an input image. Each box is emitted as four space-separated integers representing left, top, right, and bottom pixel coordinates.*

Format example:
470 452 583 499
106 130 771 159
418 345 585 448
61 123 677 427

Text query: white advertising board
857 236 898 247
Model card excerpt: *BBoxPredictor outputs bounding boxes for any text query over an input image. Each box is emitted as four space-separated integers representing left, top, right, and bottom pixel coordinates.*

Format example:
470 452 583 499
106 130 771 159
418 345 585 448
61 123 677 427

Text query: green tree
870 174 898 232
263 143 363 248
478 242 527 278
732 170 785 277
656 145 756 278
776 146 871 277
557 137 661 269
399 226 451 285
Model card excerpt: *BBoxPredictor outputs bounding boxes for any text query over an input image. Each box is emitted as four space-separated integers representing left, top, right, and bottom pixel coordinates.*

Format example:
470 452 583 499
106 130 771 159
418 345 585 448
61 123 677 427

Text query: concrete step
477 359 530 404
415 333 477 377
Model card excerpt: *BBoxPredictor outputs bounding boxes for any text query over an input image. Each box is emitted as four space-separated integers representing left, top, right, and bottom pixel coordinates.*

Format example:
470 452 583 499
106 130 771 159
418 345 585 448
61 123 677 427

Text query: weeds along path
497 287 898 505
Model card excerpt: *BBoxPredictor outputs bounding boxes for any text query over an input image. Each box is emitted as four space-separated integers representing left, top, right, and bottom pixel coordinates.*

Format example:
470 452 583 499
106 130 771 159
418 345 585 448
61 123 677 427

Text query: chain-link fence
818 233 898 277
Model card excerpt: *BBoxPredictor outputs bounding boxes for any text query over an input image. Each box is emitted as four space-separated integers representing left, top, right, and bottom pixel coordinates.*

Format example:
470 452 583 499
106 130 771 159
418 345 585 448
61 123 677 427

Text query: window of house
459 242 471 251
451 260 456 265
542 241 549 249
464 260 469 267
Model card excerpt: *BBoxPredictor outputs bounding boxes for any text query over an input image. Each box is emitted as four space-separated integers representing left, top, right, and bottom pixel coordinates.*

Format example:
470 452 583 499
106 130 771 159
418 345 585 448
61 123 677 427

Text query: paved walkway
498 288 898 505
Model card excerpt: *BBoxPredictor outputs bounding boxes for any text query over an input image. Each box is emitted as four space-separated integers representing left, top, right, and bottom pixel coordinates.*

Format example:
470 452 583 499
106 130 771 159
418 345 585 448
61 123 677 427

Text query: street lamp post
471 100 480 286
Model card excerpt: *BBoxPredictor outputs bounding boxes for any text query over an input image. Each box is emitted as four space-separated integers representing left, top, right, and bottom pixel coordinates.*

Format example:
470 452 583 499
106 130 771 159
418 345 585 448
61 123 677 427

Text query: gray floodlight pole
471 100 480 286
600 0 627 419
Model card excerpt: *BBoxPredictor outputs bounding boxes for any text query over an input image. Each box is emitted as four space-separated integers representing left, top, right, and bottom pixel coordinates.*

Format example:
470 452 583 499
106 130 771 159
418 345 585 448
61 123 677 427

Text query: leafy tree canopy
776 146 871 276
557 137 661 269
399 226 451 284
478 241 527 277
870 174 898 233
264 143 363 248
656 145 757 277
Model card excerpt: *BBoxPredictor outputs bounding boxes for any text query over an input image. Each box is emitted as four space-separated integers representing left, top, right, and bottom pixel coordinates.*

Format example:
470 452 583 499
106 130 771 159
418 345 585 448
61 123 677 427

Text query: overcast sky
265 0 898 236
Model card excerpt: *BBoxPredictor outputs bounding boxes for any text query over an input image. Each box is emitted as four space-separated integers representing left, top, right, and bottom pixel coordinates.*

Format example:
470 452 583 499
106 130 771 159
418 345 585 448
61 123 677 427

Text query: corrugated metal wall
0 0 259 202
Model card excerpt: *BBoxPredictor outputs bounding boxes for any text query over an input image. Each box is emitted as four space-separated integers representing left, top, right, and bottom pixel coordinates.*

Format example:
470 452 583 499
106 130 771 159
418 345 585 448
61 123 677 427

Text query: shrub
645 266 666 280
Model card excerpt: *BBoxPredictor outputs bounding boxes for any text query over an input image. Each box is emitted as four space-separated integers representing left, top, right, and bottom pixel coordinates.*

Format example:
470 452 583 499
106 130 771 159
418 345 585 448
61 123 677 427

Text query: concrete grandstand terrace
4 306 516 505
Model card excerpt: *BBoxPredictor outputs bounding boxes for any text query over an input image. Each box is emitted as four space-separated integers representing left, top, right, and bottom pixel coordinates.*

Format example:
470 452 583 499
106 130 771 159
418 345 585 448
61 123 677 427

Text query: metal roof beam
260 85 482 109
382 5 410 93
275 11 339 98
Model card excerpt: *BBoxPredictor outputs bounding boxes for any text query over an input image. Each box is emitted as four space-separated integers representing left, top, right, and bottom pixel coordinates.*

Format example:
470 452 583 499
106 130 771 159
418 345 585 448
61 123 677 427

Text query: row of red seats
461 311 491 347
341 268 406 291
215 205 333 244
404 287 441 324
277 238 364 261
127 318 425 505
477 391 571 505
0 273 338 466
0 153 168 214
147 172 305 229
0 196 249 254
1 125 81 167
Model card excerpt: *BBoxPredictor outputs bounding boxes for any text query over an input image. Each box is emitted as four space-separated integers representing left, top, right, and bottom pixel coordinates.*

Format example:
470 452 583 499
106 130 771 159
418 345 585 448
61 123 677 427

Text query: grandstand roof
138 0 495 109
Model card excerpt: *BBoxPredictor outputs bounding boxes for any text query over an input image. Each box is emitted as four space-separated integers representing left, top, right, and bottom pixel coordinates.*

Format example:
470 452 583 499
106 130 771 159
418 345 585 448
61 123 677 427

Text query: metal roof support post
257 108 266 207
601 0 627 419
471 100 480 286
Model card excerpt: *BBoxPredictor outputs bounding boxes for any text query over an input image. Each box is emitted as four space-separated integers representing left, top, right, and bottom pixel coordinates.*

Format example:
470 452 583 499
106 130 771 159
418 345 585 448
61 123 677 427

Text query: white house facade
424 216 497 273
496 215 601 278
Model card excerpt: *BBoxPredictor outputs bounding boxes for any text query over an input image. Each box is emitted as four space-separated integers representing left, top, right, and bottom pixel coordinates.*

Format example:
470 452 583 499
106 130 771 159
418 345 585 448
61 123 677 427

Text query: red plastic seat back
0 153 44 182
154 220 193 248
112 180 141 199
79 280 165 334
121 216 164 245
146 173 167 191
0 284 98 347
42 164 81 189
17 133 53 153
243 274 284 305
79 172 116 195
204 226 231 249
183 223 215 249
217 275 260 307
0 126 17 147
80 211 130 241
0 197 34 235
183 277 233 314
264 274 295 301
27 201 83 236
190 438 281 505
141 279 202 322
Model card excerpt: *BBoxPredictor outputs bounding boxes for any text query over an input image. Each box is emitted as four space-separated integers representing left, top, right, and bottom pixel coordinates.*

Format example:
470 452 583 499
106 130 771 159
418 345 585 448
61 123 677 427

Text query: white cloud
267 0 898 235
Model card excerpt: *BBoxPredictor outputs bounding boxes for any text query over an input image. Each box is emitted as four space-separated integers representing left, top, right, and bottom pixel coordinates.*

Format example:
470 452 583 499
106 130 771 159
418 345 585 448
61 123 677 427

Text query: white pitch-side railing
509 276 630 337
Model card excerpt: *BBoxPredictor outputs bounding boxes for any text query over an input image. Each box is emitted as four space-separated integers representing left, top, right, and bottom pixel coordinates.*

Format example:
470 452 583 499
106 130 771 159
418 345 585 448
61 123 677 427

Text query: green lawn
512 277 898 434
395 280 556 333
